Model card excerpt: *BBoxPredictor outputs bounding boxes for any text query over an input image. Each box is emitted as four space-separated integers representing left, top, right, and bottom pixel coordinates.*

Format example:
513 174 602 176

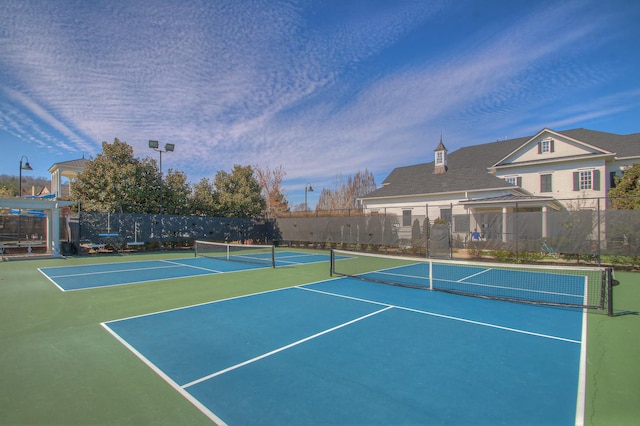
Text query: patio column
51 168 61 198
541 206 548 238
47 205 62 257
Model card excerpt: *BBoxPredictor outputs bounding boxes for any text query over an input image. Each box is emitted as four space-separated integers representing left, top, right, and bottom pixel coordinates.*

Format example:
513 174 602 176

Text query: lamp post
19 156 33 198
148 140 175 214
18 156 33 244
304 184 313 212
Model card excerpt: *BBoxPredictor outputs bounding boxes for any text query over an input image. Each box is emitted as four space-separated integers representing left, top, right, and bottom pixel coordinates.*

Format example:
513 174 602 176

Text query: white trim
493 153 613 170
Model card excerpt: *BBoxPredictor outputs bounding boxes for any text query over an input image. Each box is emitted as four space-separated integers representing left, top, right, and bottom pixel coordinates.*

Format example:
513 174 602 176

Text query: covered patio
0 197 75 258
461 195 565 242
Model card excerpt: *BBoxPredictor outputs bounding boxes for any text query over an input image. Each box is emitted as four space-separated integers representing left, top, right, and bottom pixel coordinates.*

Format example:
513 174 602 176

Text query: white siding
496 159 606 209
506 134 602 163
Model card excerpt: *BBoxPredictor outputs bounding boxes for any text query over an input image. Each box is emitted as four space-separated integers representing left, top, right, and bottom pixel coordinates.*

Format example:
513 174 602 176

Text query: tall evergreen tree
213 165 266 218
73 138 158 213
609 163 640 209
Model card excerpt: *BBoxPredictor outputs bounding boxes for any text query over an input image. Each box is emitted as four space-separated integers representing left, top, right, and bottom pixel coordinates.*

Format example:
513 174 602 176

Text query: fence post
515 202 519 264
597 198 602 266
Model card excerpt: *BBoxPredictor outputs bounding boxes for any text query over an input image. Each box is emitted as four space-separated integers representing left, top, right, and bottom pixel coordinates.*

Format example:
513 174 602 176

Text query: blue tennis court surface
39 251 331 291
103 274 587 425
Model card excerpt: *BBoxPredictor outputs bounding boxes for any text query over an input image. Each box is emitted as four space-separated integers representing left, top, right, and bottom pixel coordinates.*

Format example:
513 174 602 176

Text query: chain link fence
272 196 640 267
2 196 638 267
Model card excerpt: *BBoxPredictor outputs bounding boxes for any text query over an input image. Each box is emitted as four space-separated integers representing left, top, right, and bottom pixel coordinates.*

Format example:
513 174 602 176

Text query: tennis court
102 250 600 425
39 248 332 291
2 249 639 425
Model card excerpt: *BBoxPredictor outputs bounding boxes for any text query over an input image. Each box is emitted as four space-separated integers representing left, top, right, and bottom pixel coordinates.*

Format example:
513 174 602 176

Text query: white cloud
1 0 638 196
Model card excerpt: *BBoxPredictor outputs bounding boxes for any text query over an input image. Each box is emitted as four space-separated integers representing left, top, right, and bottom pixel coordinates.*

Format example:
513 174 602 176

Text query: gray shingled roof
367 165 515 198
562 128 640 158
363 128 640 200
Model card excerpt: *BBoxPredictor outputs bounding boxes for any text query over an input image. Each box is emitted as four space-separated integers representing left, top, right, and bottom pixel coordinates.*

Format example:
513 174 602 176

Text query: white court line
276 253 322 260
40 260 229 292
101 323 228 426
42 263 184 279
458 268 492 282
299 285 581 344
161 259 223 273
373 270 582 300
181 305 394 389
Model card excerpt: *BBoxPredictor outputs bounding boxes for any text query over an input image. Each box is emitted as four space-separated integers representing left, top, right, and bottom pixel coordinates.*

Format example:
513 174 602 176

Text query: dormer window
538 138 555 154
505 176 522 186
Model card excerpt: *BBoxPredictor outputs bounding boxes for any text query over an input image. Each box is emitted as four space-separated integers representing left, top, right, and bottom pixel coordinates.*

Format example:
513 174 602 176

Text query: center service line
182 305 394 389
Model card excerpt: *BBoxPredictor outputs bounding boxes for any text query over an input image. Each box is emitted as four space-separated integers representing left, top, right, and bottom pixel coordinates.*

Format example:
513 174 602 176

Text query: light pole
148 140 175 214
304 184 313 212
19 156 33 198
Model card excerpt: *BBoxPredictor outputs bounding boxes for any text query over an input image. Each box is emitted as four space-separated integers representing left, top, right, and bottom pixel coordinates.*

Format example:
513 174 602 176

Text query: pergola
0 198 75 257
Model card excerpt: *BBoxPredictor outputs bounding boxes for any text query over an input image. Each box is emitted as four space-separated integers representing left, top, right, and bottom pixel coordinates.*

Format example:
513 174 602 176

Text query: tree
609 163 640 209
316 169 377 211
608 164 640 254
191 178 217 216
213 165 266 218
0 175 50 197
73 138 158 213
254 164 289 217
0 185 12 198
162 169 192 215
411 218 422 248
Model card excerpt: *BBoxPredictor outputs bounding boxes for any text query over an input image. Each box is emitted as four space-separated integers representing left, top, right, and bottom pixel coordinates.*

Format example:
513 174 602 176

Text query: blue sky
1 0 639 208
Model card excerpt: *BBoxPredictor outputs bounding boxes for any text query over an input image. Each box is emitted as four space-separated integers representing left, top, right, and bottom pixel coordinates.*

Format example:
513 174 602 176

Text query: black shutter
593 170 601 191
550 139 555 152
610 171 617 188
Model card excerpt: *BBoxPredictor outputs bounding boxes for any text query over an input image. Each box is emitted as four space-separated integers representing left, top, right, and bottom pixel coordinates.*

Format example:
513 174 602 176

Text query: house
359 128 640 247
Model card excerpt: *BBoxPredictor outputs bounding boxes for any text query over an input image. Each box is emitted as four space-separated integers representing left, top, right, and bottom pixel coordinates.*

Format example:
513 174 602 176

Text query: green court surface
0 251 638 425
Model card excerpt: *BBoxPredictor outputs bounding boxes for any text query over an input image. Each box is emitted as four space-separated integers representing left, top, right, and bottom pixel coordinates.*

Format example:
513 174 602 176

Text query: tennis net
330 249 614 314
195 240 276 268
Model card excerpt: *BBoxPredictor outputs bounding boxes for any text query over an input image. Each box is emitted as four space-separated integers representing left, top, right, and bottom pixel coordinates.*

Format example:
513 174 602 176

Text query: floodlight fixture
148 140 176 215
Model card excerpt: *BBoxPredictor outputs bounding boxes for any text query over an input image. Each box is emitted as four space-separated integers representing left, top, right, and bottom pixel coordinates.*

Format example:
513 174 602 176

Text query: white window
435 151 444 165
505 176 521 186
573 170 601 191
538 138 554 154
541 139 550 153
580 170 592 190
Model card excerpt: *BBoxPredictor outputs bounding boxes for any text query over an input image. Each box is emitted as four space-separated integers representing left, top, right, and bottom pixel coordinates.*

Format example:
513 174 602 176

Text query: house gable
493 128 611 167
